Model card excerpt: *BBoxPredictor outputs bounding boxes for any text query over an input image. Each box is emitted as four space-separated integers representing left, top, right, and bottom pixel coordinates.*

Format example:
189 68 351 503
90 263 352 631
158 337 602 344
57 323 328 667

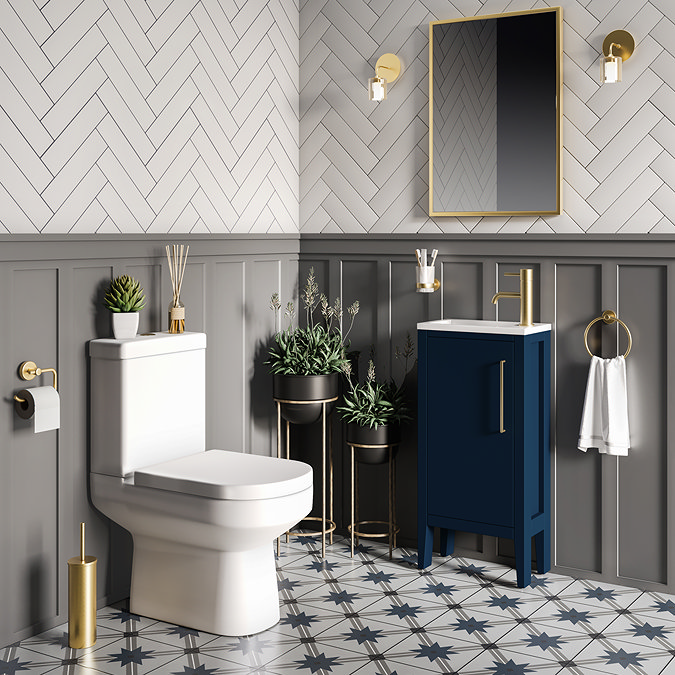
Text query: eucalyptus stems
267 267 359 376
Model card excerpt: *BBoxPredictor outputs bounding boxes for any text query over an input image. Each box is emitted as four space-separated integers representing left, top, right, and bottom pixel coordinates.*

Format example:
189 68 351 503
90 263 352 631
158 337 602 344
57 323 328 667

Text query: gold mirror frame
429 7 563 217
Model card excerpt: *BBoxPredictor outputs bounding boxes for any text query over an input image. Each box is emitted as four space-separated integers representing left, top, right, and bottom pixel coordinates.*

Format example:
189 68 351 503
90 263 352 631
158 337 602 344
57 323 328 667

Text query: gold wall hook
14 361 58 403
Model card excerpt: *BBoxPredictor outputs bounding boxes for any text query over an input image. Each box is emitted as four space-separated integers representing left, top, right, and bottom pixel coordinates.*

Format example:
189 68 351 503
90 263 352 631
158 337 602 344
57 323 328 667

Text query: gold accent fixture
429 7 563 217
584 310 632 358
491 268 534 327
67 522 97 649
601 31 634 84
13 361 58 403
602 30 635 61
416 279 441 291
499 360 506 434
368 53 401 101
347 442 399 560
275 396 337 558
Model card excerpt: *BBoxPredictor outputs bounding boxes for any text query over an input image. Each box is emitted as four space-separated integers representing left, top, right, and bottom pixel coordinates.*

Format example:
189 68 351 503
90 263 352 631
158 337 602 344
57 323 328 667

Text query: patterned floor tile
554 579 643 611
9 538 675 675
197 632 300 670
455 648 565 674
263 642 372 674
381 631 486 674
626 591 675 624
457 586 550 621
570 635 673 675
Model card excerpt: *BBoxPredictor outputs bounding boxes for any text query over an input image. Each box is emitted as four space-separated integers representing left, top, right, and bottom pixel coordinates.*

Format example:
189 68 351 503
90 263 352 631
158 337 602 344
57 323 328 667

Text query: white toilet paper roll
14 386 60 433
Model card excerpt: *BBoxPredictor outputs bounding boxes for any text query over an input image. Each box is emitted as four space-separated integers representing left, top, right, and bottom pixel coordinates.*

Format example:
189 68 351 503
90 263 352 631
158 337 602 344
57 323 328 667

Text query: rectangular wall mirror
429 8 562 217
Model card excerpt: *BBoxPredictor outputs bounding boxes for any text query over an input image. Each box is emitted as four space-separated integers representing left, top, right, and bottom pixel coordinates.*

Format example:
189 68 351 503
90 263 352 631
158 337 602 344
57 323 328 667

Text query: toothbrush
421 248 427 267
415 249 422 266
430 249 438 266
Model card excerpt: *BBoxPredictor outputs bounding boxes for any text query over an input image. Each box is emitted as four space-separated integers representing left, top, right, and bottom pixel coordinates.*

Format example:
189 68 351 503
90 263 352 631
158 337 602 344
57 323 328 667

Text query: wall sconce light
368 53 401 101
601 30 635 83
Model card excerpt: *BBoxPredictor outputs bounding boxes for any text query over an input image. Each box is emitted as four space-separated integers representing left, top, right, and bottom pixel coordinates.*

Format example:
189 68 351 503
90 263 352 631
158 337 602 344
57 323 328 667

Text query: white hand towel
578 355 630 456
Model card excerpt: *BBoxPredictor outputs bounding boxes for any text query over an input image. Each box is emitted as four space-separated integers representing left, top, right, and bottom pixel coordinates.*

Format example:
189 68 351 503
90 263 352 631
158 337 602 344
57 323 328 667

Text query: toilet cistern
491 268 534 327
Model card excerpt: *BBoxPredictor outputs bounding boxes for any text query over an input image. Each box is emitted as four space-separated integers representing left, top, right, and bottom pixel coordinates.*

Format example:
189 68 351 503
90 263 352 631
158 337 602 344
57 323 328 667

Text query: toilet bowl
89 332 313 636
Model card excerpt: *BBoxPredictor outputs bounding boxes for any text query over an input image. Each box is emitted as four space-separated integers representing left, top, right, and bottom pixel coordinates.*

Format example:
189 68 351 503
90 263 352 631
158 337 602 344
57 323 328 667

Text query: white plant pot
111 312 139 339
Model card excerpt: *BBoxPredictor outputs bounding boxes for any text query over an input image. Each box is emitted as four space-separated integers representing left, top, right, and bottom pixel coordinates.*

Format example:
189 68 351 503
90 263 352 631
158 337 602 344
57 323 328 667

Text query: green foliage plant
338 335 415 429
103 275 146 313
267 267 359 376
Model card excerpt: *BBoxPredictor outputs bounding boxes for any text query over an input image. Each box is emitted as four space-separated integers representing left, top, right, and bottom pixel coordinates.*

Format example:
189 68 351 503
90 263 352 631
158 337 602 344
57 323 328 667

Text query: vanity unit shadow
417 320 551 587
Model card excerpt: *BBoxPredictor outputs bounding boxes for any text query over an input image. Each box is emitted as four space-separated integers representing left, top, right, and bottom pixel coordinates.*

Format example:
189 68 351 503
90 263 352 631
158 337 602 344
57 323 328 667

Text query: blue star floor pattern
4 534 675 674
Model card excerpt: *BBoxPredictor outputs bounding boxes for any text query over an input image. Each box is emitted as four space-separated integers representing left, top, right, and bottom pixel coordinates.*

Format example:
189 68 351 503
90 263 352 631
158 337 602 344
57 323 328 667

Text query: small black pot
346 422 400 464
273 373 339 425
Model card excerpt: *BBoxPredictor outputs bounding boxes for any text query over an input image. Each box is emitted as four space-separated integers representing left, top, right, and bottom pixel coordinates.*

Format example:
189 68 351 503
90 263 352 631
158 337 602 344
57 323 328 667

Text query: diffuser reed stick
166 244 189 333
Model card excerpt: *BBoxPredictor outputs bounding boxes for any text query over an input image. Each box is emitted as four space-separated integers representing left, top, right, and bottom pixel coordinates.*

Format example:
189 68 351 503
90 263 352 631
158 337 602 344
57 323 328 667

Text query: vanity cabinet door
425 334 514 528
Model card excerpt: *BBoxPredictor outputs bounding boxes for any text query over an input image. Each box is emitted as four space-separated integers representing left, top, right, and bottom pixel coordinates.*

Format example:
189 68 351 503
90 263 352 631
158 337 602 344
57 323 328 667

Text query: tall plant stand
275 397 337 558
347 442 399 559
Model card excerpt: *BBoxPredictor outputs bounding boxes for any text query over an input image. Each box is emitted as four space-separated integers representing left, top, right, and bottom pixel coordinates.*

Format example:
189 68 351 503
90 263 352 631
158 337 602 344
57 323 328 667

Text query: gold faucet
491 268 534 327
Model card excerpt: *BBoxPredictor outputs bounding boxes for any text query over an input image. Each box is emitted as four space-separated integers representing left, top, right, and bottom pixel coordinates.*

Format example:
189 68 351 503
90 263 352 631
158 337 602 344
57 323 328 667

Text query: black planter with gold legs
274 372 338 558
273 373 338 424
346 423 400 560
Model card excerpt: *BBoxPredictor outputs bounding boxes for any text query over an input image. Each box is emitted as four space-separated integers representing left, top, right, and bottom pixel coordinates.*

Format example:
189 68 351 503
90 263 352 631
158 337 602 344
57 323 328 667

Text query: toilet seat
134 449 313 500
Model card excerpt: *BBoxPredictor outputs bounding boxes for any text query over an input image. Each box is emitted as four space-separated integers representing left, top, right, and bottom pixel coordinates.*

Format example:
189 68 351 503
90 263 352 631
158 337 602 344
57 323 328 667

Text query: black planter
273 373 339 425
346 422 400 464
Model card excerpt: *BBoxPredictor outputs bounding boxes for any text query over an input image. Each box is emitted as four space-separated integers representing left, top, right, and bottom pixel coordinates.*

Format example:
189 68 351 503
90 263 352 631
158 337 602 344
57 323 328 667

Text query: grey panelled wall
299 234 675 595
0 235 299 648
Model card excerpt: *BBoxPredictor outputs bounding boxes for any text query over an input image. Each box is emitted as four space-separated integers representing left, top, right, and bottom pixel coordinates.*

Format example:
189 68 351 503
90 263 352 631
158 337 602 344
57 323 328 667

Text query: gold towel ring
583 310 632 358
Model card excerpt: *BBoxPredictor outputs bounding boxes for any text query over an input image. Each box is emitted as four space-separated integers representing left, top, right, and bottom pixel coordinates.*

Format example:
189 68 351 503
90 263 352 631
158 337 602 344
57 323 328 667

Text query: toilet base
129 536 279 636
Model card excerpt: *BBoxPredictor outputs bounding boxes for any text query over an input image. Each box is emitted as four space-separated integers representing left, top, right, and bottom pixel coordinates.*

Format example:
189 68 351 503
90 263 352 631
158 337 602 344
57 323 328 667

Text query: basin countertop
417 318 551 336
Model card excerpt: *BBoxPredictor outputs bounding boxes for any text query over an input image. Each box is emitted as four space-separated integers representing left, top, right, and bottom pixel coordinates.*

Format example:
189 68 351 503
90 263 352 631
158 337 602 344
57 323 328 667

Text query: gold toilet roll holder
13 361 58 404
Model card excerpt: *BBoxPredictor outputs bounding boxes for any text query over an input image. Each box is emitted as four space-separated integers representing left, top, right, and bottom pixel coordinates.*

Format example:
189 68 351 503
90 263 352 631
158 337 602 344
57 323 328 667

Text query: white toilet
89 332 313 636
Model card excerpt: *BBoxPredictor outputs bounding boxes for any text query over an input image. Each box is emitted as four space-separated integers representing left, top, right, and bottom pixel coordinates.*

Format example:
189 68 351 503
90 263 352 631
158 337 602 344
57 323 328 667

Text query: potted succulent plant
338 336 414 464
103 274 146 339
268 267 359 424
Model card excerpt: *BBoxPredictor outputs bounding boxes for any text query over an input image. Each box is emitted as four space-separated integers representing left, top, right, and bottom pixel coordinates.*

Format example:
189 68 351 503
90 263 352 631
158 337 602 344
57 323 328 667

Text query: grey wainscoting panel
126 264 162 334
0 262 10 644
617 265 667 584
10 268 59 633
209 261 245 454
175 262 206 334
298 235 675 594
248 260 284 457
554 264 603 573
68 265 116 603
441 261 482 320
0 235 299 648
342 260 378 371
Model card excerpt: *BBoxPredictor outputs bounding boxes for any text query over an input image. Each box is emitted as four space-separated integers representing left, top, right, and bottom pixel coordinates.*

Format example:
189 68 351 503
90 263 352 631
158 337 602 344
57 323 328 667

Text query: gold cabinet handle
499 360 506 433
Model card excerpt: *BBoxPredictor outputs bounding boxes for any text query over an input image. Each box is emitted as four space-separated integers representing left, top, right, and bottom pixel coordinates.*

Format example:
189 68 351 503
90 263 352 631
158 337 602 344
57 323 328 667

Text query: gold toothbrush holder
67 523 97 649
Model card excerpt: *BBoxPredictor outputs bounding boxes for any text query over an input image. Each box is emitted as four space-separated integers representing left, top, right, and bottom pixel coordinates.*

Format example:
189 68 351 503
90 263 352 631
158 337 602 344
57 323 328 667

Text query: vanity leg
515 529 532 588
534 527 550 574
439 529 455 557
418 525 433 569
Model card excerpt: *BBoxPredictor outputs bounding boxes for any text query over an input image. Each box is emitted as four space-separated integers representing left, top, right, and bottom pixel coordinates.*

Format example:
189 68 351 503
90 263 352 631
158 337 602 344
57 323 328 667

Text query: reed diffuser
166 244 189 333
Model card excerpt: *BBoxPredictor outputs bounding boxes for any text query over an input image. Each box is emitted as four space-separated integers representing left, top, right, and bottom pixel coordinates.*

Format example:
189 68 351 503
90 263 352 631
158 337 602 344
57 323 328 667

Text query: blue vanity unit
417 319 551 587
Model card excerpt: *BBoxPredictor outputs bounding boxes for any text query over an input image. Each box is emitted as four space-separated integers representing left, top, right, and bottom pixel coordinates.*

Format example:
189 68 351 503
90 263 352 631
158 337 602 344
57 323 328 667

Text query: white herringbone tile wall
0 0 299 234
299 0 675 235
2 1 673 236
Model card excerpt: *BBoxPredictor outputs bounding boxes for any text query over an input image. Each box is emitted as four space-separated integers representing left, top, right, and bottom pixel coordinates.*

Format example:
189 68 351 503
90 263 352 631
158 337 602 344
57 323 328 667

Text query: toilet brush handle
80 522 85 563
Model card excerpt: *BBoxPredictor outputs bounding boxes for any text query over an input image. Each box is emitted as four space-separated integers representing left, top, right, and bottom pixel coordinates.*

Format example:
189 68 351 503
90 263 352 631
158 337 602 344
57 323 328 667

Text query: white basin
417 318 551 336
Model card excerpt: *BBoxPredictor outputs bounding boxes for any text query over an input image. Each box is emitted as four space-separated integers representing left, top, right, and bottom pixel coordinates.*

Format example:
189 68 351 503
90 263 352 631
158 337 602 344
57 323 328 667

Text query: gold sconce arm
13 361 58 403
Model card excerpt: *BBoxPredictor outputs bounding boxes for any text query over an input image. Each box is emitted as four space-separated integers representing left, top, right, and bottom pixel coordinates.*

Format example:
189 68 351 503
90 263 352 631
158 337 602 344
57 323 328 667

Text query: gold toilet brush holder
68 523 97 648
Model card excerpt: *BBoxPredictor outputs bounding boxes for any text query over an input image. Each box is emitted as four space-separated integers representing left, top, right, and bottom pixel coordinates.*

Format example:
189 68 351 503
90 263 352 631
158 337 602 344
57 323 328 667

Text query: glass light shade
602 54 622 83
368 76 386 101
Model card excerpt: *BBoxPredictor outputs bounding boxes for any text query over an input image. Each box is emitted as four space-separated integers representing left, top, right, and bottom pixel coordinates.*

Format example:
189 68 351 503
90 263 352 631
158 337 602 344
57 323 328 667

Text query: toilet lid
134 449 313 500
